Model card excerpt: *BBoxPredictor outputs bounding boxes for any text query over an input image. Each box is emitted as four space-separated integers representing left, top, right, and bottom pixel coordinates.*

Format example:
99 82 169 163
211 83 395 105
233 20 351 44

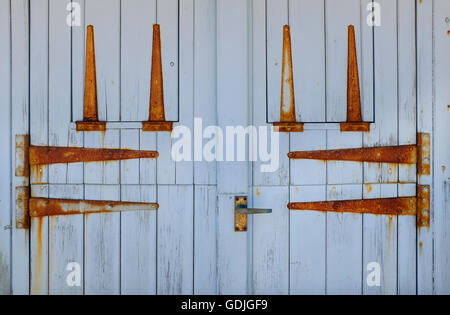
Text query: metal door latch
235 196 272 232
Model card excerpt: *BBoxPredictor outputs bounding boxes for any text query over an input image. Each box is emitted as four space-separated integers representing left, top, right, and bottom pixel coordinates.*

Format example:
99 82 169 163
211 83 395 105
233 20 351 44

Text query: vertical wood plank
29 0 48 295
193 0 217 185
290 185 326 294
121 0 156 121
194 185 218 294
157 185 194 294
266 0 288 123
217 194 248 294
433 0 450 294
217 0 249 194
289 0 326 121
362 0 399 295
83 1 121 295
176 0 194 184
397 0 417 295
157 0 179 122
252 186 289 294
0 0 11 295
254 0 289 186
416 0 433 294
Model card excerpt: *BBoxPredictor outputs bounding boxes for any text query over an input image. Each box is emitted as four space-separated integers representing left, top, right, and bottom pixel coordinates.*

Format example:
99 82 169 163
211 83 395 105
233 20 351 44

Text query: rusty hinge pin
288 145 417 164
29 146 158 165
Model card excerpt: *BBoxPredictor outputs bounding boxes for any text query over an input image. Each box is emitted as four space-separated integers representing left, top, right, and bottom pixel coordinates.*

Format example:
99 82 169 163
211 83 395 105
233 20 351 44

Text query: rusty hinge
288 185 430 227
288 133 430 176
14 135 159 229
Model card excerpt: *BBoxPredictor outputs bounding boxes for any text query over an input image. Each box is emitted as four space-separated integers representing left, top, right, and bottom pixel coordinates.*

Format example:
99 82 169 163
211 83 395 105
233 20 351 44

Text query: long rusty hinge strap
149 24 165 122
29 198 159 218
288 197 417 216
347 25 362 123
84 25 99 122
288 145 417 164
29 146 158 165
280 25 296 123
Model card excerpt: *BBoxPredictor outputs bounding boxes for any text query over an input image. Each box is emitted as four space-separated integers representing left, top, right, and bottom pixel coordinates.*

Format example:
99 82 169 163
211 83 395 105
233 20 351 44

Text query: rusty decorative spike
417 185 430 228
340 25 370 132
142 24 173 132
280 25 296 123
77 25 105 131
29 198 159 218
288 145 417 164
288 197 417 216
29 146 159 165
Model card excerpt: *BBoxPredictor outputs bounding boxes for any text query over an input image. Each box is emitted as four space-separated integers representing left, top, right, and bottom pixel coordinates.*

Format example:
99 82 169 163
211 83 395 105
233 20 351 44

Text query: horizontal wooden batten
29 198 159 218
29 146 158 165
288 145 417 163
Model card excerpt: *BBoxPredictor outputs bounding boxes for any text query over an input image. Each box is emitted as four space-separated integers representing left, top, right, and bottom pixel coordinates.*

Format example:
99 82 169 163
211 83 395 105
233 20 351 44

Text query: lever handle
236 204 272 214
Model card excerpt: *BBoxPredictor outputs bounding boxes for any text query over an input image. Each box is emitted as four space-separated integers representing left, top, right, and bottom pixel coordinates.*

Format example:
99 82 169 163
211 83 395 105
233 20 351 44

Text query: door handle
234 196 272 232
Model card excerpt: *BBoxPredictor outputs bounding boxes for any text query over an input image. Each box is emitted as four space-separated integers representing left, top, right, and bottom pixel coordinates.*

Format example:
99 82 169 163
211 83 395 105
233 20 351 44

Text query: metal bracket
234 196 272 232
15 187 29 229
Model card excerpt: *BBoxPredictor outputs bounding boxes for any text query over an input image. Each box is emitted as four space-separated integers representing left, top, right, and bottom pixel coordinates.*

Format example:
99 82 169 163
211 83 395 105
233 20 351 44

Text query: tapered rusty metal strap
149 24 165 122
280 25 296 123
347 25 362 123
288 145 417 164
29 198 158 217
288 197 417 216
29 146 158 165
84 25 98 122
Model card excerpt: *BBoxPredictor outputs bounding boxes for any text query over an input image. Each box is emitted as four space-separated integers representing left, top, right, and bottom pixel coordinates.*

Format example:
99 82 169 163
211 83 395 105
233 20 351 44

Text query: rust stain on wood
15 135 29 177
29 146 158 165
29 198 159 218
280 25 296 123
288 197 417 216
417 185 430 228
288 145 417 164
417 133 430 176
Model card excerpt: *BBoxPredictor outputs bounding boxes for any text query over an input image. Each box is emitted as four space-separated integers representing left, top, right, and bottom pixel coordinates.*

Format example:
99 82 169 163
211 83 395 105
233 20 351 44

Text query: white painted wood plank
0 0 11 295
217 0 250 194
157 0 179 121
433 0 450 294
29 0 48 295
176 0 194 184
397 0 417 295
193 0 217 185
120 129 157 294
85 0 120 121
217 194 248 294
325 0 363 122
84 185 121 294
120 185 157 294
194 185 217 294
157 185 193 294
121 0 156 121
360 0 374 122
362 0 399 295
416 0 433 294
326 184 363 294
266 0 288 123
252 186 289 294
83 1 121 295
72 0 85 122
48 185 84 295
290 185 326 294
252 0 288 186
289 0 325 121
